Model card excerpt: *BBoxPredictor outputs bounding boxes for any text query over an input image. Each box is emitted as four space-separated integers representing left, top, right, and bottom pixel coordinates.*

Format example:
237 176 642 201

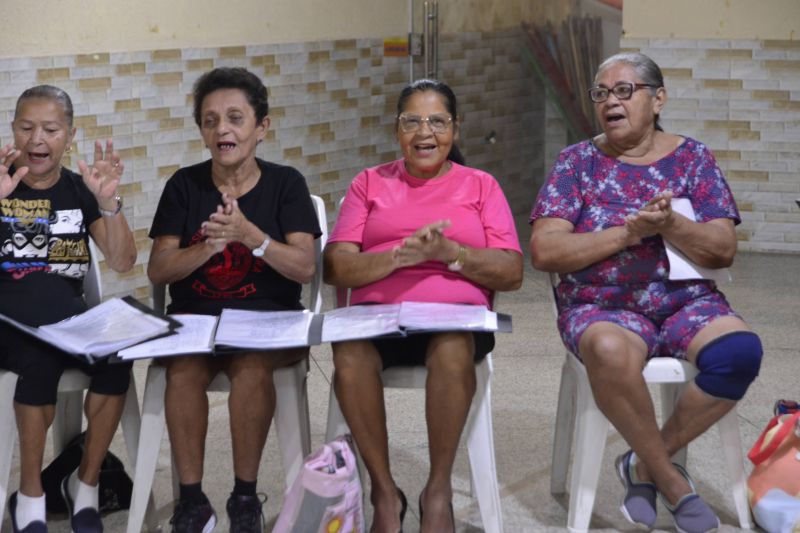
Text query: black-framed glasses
398 113 453 134
588 82 659 103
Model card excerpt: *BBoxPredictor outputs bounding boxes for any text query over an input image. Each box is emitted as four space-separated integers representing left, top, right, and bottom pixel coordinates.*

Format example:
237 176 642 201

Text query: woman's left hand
394 219 457 266
79 139 124 207
624 191 675 239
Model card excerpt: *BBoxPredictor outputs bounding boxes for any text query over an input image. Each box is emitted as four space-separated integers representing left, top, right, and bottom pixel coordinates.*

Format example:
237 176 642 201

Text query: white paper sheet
215 309 314 349
117 314 217 360
321 302 499 343
665 198 732 284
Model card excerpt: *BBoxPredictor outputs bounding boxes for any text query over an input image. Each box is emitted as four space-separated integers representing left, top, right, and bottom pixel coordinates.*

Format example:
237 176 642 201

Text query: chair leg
465 356 503 533
0 371 19 524
716 407 753 529
273 360 312 490
551 359 577 495
567 372 610 533
126 366 168 533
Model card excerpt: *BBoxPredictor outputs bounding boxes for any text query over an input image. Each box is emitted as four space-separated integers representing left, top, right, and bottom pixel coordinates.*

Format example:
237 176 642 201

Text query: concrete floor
3 250 798 532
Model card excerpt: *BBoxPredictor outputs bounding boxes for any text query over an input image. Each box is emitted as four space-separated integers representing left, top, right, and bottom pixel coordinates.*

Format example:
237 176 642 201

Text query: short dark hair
192 67 269 127
596 52 665 131
396 79 465 165
15 85 74 127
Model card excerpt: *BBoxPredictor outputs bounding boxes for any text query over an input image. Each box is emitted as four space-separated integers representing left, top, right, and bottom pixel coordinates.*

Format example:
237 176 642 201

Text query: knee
580 331 642 378
166 358 214 392
426 332 474 374
695 331 762 400
333 341 381 379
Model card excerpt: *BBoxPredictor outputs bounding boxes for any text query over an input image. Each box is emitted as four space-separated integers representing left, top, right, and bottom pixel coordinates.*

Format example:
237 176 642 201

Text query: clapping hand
202 193 249 253
624 191 675 240
0 144 29 200
393 219 454 267
78 139 123 207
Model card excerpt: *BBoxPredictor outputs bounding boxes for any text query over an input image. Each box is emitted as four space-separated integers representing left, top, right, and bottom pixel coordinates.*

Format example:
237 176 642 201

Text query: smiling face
199 88 269 169
397 90 457 179
12 97 75 182
594 62 665 147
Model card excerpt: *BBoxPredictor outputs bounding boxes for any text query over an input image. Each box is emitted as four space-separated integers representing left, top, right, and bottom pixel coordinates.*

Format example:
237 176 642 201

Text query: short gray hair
596 52 665 131
14 85 74 127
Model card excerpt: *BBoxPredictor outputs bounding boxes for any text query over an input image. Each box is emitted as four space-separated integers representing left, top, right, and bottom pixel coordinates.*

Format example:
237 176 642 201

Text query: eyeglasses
397 113 453 134
588 82 659 103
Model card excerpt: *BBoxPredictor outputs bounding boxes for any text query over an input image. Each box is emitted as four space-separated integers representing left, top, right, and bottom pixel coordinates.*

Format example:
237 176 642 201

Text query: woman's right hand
0 144 29 199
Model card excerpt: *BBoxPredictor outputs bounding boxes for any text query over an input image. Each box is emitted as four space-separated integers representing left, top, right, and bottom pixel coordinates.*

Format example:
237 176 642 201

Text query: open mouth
414 143 437 155
605 114 625 124
217 142 236 152
27 151 50 162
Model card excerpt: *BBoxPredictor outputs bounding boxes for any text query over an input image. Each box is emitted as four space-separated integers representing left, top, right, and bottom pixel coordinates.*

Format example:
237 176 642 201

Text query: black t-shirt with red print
149 159 321 316
0 167 100 326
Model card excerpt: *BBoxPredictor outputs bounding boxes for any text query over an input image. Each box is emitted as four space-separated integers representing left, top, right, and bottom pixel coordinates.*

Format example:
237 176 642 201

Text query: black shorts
0 324 133 406
371 331 495 369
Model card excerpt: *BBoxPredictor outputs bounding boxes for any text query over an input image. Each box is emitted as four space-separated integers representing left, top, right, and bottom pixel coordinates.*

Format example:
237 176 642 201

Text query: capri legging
557 282 740 360
0 324 133 406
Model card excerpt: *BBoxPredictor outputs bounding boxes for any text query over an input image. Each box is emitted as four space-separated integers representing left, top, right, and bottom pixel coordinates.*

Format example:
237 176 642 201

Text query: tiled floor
3 250 798 532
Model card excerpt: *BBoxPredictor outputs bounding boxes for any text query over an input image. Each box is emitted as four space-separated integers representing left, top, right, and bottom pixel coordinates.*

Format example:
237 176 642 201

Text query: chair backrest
84 238 102 307
151 194 328 314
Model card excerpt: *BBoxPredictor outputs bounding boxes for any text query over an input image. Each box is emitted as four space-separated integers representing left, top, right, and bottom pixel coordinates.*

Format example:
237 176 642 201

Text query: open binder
0 296 176 363
321 302 512 343
117 309 323 360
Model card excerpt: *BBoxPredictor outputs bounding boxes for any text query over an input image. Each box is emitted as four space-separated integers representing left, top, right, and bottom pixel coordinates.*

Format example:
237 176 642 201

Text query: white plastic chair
126 194 328 533
547 273 752 532
324 310 504 532
0 239 154 528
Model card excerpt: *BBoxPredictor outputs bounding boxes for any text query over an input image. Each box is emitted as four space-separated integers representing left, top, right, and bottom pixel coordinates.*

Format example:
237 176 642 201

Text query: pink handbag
747 410 800 533
272 435 364 533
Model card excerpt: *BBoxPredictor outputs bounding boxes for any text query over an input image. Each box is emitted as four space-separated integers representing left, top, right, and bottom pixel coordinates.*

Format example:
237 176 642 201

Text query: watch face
252 248 265 257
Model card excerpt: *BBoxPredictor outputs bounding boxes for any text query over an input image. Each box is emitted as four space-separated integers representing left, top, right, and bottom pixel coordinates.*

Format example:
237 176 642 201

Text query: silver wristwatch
252 236 271 257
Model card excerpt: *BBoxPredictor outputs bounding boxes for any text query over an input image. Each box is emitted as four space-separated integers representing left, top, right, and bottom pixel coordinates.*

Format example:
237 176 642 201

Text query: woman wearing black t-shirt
0 85 136 532
147 67 320 532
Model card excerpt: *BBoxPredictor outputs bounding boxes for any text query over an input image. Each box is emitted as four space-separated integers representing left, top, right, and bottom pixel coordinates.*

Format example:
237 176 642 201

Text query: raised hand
201 193 249 252
78 139 124 206
392 219 455 267
0 144 29 199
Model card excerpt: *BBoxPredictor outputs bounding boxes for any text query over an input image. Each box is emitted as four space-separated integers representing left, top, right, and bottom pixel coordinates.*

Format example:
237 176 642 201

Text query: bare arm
530 217 639 274
147 235 217 285
626 192 737 268
203 195 316 283
325 220 523 292
82 139 136 272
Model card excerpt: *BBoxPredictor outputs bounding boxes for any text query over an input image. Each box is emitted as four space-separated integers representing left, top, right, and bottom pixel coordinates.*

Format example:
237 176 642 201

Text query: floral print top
530 137 740 296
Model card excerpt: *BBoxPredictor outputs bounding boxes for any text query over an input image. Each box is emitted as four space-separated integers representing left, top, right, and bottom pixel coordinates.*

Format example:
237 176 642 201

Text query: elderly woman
0 85 136 533
324 79 523 533
147 67 320 533
530 52 763 533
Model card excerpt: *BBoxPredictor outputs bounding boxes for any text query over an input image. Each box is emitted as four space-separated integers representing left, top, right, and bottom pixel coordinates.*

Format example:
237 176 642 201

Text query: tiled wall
0 29 543 301
621 38 800 254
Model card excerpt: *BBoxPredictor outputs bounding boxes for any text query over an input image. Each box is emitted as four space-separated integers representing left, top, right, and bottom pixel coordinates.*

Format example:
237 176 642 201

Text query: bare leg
14 403 55 496
636 316 750 502
579 322 692 504
165 356 218 484
332 340 402 533
421 332 476 533
224 349 305 481
79 391 126 485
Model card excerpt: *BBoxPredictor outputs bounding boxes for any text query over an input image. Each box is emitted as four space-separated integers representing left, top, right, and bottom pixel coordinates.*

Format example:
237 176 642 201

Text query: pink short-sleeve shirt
328 159 521 307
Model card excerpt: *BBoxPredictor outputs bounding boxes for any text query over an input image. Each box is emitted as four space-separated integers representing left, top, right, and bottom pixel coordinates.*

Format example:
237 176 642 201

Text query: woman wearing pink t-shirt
324 79 523 533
